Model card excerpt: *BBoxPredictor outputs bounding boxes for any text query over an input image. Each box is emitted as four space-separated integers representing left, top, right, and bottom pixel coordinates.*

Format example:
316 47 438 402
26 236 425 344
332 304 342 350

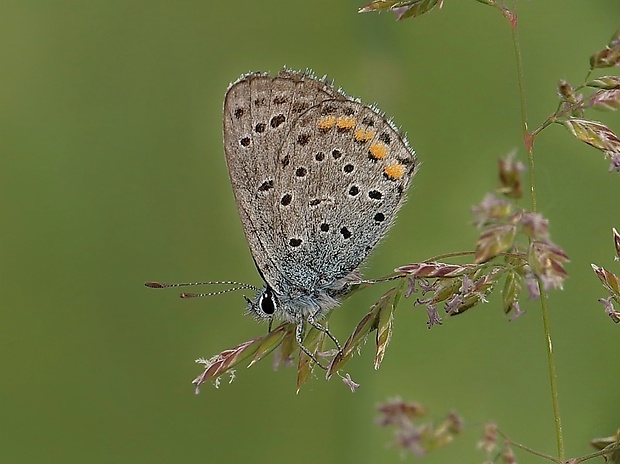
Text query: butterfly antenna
145 280 259 298
358 273 403 285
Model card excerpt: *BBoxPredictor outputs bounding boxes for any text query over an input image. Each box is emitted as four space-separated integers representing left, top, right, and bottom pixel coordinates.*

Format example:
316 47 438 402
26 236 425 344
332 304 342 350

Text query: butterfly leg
295 321 327 370
306 314 342 351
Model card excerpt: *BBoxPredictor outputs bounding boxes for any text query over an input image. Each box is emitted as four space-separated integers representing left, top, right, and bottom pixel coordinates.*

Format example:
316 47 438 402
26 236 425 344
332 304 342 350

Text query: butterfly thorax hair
247 269 361 323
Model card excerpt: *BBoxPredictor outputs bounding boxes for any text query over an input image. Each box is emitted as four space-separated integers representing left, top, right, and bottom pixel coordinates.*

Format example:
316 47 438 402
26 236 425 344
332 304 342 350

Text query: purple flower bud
341 373 360 392
508 301 526 321
426 304 442 328
598 296 620 323
405 276 417 298
520 212 550 240
525 274 541 299
608 152 620 172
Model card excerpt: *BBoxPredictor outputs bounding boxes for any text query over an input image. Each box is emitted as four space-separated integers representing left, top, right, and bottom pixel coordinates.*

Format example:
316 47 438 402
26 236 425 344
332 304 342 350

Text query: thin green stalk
510 6 536 213
498 428 562 464
512 12 528 141
509 2 564 460
538 288 564 461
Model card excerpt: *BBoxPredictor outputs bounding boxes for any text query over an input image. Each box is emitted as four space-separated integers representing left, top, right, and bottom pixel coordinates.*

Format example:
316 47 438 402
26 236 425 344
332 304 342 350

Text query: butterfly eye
259 288 276 316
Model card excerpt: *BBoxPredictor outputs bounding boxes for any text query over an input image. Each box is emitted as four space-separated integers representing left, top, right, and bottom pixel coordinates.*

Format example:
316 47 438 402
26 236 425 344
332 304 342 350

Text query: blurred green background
2 1 619 463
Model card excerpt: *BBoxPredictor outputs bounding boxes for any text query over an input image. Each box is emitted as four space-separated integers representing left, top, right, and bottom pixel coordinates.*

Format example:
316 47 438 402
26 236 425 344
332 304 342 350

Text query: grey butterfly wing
274 94 417 293
223 70 342 293
223 69 417 296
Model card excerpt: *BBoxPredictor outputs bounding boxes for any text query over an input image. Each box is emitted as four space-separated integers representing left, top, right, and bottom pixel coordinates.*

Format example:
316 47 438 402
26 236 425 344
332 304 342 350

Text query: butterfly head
245 285 278 320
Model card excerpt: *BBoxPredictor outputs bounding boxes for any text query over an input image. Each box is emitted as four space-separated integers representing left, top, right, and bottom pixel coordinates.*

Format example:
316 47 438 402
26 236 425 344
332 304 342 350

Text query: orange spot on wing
369 142 388 160
318 115 336 131
384 162 406 180
336 116 357 130
354 128 375 143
